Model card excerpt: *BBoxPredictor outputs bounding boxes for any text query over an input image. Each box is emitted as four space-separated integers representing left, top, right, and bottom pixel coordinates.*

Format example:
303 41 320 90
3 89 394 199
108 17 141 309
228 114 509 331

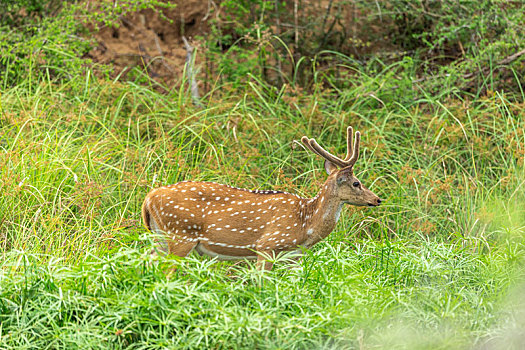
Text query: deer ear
324 160 338 175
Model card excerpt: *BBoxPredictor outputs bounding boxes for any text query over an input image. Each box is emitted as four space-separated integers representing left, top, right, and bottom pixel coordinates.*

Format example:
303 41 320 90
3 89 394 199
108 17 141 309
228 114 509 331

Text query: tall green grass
1 59 524 348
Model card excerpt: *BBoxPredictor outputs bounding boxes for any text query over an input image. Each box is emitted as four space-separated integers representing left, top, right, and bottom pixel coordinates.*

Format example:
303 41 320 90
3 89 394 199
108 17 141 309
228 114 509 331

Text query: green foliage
0 0 68 27
1 1 525 348
76 0 175 28
0 239 521 348
1 55 525 347
200 0 524 92
0 1 90 88
0 0 175 88
375 0 525 93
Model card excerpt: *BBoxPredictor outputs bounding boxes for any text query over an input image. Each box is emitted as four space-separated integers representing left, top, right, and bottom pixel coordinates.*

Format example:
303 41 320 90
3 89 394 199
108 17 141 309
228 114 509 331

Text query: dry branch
182 36 203 108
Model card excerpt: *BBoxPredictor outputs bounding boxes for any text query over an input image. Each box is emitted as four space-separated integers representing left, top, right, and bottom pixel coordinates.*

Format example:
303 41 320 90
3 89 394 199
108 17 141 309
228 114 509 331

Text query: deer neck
302 180 343 245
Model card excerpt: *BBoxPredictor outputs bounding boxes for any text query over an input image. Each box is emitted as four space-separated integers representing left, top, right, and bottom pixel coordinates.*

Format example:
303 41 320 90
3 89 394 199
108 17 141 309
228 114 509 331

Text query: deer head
301 126 382 207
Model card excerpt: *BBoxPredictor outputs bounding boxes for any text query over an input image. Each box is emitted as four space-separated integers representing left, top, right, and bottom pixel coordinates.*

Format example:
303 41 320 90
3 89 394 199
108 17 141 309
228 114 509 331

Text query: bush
0 0 173 88
202 0 524 93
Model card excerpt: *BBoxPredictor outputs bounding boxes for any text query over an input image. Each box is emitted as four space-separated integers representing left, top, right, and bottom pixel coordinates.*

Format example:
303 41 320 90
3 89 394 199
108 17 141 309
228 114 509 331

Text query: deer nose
377 198 382 205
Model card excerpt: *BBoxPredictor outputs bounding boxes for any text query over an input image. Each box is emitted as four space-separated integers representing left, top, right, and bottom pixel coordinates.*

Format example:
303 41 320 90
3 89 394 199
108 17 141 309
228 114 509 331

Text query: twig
387 48 525 90
321 0 334 34
293 0 299 53
274 0 282 85
182 36 203 108
463 48 525 79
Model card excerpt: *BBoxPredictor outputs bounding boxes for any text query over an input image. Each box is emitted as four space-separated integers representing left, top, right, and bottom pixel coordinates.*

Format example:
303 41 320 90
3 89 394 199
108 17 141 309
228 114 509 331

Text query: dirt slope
87 0 210 88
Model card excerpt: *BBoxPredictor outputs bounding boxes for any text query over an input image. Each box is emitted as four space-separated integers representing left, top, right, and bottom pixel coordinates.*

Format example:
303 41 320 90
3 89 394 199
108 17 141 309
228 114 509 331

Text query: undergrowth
0 1 524 348
1 58 524 348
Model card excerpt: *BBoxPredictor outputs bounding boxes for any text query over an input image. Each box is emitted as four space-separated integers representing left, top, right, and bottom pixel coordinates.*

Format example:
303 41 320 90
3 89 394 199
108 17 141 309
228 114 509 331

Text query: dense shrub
0 0 523 93
205 0 524 92
0 0 172 88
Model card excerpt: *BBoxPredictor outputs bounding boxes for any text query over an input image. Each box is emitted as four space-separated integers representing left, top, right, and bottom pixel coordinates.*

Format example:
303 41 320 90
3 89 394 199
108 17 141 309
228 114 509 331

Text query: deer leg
167 238 198 257
286 250 304 271
148 215 170 258
256 255 274 271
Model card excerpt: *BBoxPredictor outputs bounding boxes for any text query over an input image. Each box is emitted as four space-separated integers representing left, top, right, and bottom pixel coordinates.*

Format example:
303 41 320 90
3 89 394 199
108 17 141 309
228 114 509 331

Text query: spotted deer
141 126 382 270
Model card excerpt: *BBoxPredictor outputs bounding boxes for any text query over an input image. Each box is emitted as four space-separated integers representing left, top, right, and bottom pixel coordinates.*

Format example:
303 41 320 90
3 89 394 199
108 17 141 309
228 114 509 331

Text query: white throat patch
335 203 343 223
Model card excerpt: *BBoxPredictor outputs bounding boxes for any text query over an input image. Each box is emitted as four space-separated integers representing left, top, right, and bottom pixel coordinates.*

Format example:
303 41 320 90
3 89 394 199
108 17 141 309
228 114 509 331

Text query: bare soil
86 0 210 89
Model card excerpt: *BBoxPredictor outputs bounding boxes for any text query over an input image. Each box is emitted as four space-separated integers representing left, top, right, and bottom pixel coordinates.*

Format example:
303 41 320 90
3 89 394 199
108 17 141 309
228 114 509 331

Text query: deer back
142 181 311 258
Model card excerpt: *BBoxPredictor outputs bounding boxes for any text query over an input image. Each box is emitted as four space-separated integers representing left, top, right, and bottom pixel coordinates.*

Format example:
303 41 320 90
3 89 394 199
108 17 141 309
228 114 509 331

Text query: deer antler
301 126 360 168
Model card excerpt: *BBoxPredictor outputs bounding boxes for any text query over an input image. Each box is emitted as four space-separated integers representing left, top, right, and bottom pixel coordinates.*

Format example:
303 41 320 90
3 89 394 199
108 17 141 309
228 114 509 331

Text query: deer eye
352 181 360 187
